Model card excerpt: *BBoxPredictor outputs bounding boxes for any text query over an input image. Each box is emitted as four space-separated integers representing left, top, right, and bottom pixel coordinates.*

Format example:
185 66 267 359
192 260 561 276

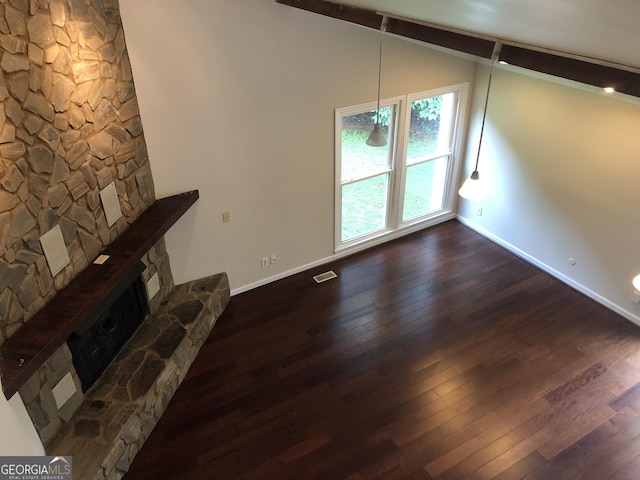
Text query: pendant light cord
473 44 501 172
375 17 388 124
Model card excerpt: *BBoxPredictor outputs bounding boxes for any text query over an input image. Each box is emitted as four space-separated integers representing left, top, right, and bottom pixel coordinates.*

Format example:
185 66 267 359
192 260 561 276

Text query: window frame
335 83 468 253
334 95 404 248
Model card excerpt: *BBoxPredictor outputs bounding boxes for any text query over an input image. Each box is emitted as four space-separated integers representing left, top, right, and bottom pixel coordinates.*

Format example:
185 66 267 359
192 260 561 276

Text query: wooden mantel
0 190 199 399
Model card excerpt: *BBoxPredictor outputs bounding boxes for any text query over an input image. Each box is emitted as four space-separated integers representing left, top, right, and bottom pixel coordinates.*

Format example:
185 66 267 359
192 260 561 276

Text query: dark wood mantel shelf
0 190 199 399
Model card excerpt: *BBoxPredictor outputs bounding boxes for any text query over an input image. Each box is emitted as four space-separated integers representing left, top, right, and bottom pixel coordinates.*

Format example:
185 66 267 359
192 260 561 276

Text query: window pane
407 93 454 165
342 174 389 242
341 106 392 182
335 86 463 250
402 157 448 221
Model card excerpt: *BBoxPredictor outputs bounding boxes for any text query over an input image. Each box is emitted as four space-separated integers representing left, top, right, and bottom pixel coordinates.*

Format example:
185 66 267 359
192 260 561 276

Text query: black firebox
67 261 148 392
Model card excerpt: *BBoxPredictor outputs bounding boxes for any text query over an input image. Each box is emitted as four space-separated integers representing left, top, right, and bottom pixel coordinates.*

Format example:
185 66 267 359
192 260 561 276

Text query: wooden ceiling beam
385 18 495 59
275 0 495 59
275 0 640 98
500 45 640 98
275 0 383 30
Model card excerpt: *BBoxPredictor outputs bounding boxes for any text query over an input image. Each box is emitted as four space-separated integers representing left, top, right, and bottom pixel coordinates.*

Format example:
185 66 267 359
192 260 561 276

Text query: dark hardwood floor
125 220 640 479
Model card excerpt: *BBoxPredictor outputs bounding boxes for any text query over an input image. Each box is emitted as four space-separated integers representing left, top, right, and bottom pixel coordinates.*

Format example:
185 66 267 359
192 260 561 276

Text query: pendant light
366 17 388 147
459 44 502 200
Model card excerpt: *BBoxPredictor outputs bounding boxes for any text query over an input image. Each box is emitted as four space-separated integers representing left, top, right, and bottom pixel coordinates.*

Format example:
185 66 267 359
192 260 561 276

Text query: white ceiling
335 0 640 70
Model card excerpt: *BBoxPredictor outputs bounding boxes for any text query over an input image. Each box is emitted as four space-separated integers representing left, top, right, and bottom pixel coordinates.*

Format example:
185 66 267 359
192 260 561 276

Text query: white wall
458 64 640 324
119 0 640 326
118 0 477 292
0 378 44 455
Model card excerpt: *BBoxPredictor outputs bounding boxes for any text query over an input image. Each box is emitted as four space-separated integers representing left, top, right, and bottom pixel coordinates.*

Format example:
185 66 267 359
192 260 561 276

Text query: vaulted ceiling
277 0 640 98
332 0 640 70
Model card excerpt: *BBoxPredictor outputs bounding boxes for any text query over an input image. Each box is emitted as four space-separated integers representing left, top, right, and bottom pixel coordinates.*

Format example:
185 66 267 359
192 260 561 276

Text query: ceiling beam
275 0 495 59
385 18 494 59
500 45 640 98
275 0 382 29
275 0 640 98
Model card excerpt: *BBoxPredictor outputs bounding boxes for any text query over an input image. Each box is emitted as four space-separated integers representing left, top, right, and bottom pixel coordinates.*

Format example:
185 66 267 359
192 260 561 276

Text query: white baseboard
231 254 337 296
231 212 456 296
233 214 640 328
456 214 640 327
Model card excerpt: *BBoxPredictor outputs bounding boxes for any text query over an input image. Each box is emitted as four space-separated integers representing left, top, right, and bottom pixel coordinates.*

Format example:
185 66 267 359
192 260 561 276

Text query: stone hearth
46 272 230 480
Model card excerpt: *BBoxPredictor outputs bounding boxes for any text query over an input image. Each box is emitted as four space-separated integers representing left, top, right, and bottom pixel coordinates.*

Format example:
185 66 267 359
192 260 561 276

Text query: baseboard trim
231 212 456 296
456 215 640 327
231 255 339 296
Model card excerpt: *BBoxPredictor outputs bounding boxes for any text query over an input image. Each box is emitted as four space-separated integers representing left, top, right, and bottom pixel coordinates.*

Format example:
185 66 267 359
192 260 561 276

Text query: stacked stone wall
0 0 180 447
0 0 164 347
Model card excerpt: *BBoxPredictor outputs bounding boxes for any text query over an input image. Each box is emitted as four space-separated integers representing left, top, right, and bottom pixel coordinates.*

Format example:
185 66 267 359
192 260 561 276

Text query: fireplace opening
67 261 148 392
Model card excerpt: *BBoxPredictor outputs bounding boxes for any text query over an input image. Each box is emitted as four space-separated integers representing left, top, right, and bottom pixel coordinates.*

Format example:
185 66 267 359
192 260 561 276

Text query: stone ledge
0 191 199 400
46 272 230 480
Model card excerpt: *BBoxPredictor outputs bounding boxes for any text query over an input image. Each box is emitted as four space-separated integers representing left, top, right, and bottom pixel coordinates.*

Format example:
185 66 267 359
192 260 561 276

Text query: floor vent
313 271 337 283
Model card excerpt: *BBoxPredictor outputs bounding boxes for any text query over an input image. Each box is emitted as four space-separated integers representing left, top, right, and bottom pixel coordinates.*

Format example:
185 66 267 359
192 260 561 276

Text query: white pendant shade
458 170 487 200
366 123 387 147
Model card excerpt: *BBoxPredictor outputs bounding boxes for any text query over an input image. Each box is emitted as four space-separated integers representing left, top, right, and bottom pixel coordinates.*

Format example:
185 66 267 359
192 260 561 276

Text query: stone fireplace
44 270 230 479
2 192 231 479
66 261 147 392
0 1 231 478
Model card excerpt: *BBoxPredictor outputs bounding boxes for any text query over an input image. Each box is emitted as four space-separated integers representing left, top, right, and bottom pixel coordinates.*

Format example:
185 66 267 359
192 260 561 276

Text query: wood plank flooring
125 220 640 479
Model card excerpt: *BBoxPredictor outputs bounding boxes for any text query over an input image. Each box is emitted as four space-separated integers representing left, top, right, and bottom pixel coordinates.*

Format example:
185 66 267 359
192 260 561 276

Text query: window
335 84 467 250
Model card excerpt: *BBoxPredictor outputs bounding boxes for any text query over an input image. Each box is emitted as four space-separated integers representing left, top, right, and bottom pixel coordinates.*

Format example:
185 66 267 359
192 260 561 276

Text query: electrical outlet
476 207 483 216
222 211 230 223
270 254 277 264
261 257 269 268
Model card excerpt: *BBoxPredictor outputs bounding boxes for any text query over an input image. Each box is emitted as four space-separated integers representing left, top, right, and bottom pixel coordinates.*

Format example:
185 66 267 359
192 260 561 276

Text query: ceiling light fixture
459 43 502 200
366 16 388 147
604 86 615 93
633 274 640 292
